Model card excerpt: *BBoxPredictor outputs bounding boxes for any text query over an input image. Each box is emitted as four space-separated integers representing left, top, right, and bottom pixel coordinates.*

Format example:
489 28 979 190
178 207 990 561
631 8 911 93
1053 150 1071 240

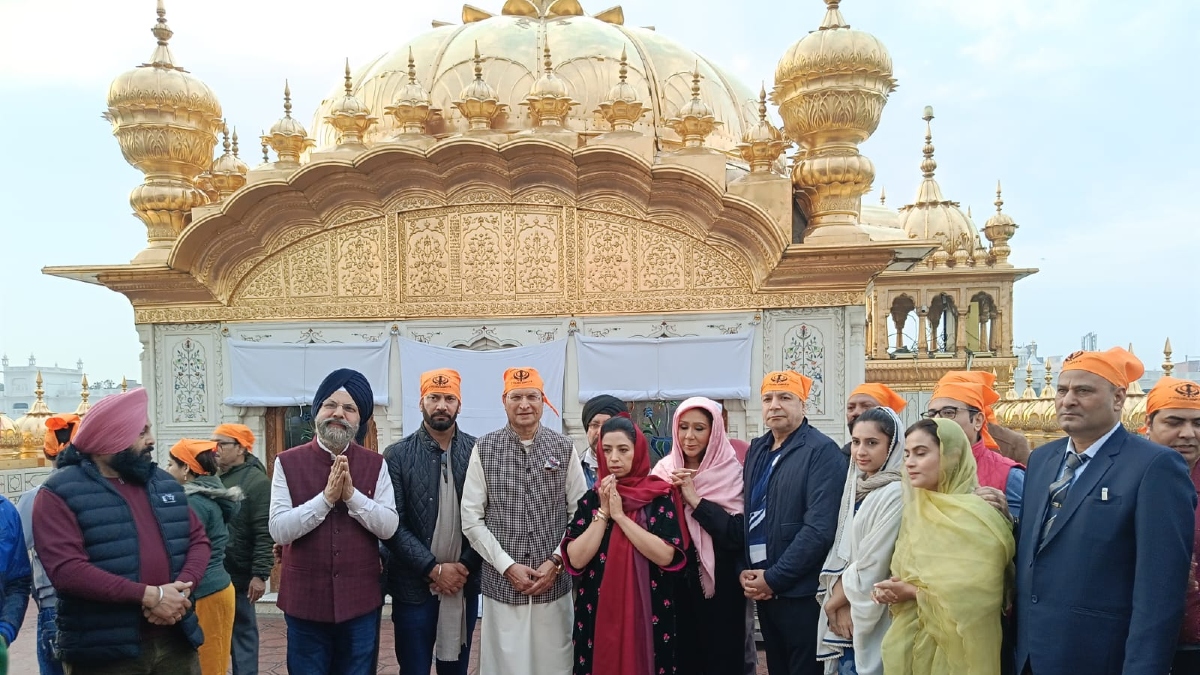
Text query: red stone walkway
9 601 769 674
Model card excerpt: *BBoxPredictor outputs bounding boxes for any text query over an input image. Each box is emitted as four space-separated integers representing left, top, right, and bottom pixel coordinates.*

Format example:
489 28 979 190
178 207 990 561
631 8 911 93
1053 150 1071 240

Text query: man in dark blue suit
1015 347 1197 675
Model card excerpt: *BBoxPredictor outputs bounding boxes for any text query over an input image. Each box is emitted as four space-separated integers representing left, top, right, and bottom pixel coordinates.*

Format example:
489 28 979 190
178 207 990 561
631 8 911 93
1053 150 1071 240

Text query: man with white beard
269 368 399 675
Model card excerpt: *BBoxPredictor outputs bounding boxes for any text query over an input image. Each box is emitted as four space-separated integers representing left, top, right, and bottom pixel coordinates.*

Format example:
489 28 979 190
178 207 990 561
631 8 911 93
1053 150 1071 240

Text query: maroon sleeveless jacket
276 440 384 623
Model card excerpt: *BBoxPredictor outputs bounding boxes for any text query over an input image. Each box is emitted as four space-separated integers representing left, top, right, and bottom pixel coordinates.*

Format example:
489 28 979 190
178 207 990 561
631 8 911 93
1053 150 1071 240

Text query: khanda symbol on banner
513 369 532 383
770 372 791 384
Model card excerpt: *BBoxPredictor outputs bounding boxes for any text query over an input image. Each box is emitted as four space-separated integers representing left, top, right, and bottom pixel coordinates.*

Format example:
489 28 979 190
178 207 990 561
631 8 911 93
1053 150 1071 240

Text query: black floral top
564 490 686 675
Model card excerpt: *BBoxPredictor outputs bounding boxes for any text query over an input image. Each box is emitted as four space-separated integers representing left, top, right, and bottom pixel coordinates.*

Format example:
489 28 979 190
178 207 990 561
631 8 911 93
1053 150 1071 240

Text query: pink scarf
652 397 745 598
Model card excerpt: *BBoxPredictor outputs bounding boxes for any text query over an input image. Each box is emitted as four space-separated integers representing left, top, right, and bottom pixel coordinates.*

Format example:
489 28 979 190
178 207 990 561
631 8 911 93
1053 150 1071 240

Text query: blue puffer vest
43 452 202 664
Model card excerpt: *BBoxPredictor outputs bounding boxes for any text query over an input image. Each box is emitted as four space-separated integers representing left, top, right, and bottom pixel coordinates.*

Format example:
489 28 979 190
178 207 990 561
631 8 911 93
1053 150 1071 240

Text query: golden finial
211 120 248 198
265 80 315 165
1006 365 1019 400
386 47 433 135
259 130 270 164
1164 338 1174 376
1042 357 1055 398
819 0 850 29
984 179 1018 266
880 186 887 206
668 63 719 149
921 106 937 180
220 121 231 155
34 371 44 402
76 374 91 416
967 205 973 219
738 83 786 173
523 34 576 128
454 42 502 132
231 128 241 157
326 58 377 148
597 46 647 133
121 376 128 394
1128 342 1135 356
1023 359 1036 399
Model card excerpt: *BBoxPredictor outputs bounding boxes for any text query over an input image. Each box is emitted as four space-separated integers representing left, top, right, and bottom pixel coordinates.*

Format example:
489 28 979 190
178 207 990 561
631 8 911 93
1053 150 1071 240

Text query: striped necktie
1040 451 1089 546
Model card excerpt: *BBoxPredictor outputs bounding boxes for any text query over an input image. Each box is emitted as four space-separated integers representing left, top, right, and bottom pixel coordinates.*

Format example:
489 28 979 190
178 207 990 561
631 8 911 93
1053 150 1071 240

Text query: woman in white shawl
816 406 905 675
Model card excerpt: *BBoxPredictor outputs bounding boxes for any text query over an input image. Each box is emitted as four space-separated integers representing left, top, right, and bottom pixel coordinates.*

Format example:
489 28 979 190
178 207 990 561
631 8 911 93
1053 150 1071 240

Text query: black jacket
382 425 482 605
743 419 846 598
219 454 273 587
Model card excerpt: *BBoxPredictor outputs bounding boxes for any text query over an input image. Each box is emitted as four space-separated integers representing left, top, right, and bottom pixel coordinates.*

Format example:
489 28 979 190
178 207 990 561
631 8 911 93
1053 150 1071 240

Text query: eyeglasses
921 406 980 420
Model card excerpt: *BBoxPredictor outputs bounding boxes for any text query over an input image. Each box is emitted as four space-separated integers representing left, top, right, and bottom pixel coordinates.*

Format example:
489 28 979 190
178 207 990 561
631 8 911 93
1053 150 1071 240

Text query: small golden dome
983 180 1018 266
459 43 500 103
453 43 503 132
13 371 53 454
211 123 249 198
595 47 647 133
326 60 377 147
737 85 787 173
896 107 983 261
75 374 91 417
265 82 315 166
385 48 434 135
522 38 577 128
668 68 720 149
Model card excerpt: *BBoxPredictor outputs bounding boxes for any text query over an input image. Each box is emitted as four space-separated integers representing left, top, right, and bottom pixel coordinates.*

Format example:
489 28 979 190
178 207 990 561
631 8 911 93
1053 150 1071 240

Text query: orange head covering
761 371 814 402
421 369 462 399
849 383 907 412
933 371 1001 450
43 413 81 457
1146 377 1200 419
1060 347 1144 388
170 439 217 476
212 423 255 451
502 367 559 416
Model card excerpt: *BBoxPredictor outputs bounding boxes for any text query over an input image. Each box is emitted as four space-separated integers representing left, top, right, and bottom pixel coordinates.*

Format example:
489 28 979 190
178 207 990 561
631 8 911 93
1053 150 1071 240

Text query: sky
0 0 1197 383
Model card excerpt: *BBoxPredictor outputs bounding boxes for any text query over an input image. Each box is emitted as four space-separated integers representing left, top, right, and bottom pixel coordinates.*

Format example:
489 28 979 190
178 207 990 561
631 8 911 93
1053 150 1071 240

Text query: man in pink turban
31 387 213 671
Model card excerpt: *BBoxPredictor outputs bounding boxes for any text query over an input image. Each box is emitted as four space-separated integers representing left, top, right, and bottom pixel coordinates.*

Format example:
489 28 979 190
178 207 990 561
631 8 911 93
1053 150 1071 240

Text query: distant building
0 353 139 416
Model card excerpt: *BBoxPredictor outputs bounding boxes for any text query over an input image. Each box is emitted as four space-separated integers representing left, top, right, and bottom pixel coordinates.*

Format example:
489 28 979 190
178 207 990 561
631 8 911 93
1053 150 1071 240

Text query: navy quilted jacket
382 425 482 605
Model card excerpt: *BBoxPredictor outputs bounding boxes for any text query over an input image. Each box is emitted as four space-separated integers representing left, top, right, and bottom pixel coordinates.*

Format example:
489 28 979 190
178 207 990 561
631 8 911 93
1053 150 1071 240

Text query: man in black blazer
1014 347 1196 675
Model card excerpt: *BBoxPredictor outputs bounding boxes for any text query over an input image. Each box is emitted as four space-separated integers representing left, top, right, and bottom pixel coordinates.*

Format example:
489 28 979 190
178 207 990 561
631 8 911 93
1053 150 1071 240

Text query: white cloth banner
398 338 567 437
575 331 754 402
224 340 391 407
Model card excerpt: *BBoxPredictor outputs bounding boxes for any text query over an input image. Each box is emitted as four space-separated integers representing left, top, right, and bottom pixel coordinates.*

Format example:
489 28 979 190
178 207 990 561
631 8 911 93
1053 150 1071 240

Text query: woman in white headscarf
816 406 905 675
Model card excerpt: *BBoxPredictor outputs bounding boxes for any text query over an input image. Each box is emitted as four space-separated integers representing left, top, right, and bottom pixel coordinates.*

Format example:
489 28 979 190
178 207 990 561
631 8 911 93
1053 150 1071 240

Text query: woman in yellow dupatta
874 418 1014 675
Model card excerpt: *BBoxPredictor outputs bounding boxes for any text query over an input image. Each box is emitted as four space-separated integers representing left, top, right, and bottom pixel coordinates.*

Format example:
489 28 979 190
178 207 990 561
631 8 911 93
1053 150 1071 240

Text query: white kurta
461 437 587 675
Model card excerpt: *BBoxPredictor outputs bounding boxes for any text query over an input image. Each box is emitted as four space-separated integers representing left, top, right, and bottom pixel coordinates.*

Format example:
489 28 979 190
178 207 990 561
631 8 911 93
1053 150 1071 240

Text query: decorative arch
888 294 918 355
164 139 797 321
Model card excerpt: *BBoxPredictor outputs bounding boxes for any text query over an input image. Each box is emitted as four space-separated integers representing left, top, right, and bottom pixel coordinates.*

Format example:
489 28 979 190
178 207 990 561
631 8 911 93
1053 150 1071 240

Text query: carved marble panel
404 214 451 298
763 309 847 429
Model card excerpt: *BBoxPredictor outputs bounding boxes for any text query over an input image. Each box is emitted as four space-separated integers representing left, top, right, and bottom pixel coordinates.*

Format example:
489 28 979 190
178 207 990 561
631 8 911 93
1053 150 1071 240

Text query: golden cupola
775 0 897 243
983 181 1018 267
210 123 249 199
325 60 377 149
522 39 577 128
104 0 223 265
75 374 92 416
453 44 504 132
738 86 788 174
13 371 53 458
384 49 434 136
264 82 315 167
595 47 647 133
668 68 720 149
895 106 982 267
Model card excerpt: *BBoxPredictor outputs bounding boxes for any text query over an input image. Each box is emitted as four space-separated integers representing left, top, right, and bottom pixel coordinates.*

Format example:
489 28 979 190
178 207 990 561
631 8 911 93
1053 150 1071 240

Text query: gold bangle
593 510 609 523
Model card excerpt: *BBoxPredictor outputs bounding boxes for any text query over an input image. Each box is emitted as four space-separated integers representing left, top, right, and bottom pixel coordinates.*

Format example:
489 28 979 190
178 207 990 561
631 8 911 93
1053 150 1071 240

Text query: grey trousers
230 589 259 675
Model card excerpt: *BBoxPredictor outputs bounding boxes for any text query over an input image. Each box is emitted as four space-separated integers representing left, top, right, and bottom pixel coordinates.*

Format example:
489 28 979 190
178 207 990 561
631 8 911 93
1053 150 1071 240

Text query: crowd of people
0 344 1198 675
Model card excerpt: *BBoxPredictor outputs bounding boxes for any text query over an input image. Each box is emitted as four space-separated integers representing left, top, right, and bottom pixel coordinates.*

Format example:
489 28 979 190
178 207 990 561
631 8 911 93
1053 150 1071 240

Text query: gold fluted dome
983 181 1018 266
595 47 647 133
385 48 434 135
310 3 757 152
737 86 786 173
522 39 577 127
13 371 53 456
265 82 315 165
210 124 249 197
896 107 982 260
325 60 378 147
104 0 223 263
668 68 719 148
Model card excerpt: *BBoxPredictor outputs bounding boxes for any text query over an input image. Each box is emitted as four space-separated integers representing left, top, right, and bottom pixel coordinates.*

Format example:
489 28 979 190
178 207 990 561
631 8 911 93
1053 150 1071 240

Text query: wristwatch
550 553 564 574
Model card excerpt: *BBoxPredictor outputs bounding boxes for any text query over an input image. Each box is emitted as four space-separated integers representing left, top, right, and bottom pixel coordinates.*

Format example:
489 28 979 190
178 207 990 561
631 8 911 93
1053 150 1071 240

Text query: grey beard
317 417 357 450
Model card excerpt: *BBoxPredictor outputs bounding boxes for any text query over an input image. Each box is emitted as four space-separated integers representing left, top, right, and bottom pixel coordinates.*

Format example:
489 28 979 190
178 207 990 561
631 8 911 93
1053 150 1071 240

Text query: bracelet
150 585 164 609
436 564 443 579
593 509 609 523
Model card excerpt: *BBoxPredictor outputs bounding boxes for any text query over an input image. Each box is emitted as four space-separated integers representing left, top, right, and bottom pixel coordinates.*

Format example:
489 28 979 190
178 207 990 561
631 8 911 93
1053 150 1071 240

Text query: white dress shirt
1058 422 1122 484
269 438 399 545
461 437 588 575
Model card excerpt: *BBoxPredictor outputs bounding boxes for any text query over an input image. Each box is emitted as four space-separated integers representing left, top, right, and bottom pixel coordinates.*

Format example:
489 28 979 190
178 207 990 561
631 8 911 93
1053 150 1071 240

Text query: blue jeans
37 605 65 675
392 591 479 675
837 648 857 675
285 609 379 675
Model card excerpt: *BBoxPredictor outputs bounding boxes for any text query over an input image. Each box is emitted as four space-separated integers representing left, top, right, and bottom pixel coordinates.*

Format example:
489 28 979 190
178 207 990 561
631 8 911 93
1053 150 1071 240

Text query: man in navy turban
267 368 398 674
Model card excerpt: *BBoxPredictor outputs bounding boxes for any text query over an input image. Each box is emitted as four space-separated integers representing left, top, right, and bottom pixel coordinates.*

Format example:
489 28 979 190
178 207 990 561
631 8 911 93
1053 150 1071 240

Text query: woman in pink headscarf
652 397 747 674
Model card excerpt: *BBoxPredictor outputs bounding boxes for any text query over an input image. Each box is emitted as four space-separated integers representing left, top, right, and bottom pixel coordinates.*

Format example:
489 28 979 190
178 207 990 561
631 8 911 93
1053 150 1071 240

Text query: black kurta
674 499 747 675
565 490 686 675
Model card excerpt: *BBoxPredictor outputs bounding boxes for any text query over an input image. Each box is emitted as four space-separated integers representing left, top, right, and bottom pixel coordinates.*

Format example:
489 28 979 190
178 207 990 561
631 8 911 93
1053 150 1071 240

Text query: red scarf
593 417 689 675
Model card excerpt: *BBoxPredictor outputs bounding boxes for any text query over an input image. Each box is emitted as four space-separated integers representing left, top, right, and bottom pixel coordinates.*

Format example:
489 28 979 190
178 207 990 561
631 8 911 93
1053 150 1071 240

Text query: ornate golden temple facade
27 0 1033 472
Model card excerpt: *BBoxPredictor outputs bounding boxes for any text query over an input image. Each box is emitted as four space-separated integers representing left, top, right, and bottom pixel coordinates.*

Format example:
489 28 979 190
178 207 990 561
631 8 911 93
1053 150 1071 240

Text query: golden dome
522 39 577 127
265 82 315 166
668 68 719 148
384 48 434 135
454 44 504 132
13 371 53 455
104 0 223 263
737 86 786 173
309 3 758 152
983 181 1018 266
210 124 249 198
595 47 647 133
325 60 378 147
896 107 983 260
